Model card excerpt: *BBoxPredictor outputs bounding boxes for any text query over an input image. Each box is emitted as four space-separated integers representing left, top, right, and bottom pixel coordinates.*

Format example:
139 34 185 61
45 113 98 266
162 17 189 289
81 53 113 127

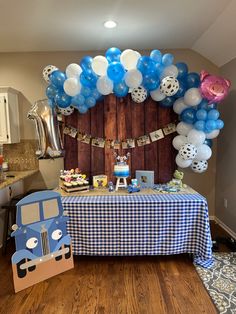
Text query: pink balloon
200 70 231 104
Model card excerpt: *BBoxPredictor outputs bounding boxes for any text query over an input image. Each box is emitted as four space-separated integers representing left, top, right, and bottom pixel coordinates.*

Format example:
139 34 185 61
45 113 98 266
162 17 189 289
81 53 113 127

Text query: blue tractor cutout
11 191 74 292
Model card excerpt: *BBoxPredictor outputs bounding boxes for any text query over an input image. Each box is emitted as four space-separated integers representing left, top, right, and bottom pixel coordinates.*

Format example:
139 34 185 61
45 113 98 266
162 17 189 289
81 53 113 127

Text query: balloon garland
43 48 231 174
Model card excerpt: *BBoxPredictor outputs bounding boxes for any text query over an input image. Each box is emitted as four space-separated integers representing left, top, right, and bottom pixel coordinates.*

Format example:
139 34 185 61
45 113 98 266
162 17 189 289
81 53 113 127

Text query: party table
61 188 213 268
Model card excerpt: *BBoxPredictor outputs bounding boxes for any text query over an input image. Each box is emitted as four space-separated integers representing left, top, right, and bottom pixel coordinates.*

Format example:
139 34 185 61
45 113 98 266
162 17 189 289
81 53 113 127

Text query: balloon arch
43 48 230 174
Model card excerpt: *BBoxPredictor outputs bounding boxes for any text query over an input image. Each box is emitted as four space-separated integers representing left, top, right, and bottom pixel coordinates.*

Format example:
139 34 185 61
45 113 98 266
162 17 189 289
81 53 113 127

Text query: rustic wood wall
64 94 177 183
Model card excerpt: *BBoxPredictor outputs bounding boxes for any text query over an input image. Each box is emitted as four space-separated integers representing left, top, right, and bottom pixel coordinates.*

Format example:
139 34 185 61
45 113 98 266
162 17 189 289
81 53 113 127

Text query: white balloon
42 65 58 83
187 129 206 146
195 144 212 160
66 63 82 78
96 76 113 95
173 98 188 114
160 76 179 96
176 122 193 136
176 154 192 168
179 143 198 160
161 65 178 79
184 88 202 106
63 78 81 97
191 160 208 173
120 49 140 70
91 55 108 76
150 87 166 101
124 69 142 88
206 129 220 139
172 135 188 150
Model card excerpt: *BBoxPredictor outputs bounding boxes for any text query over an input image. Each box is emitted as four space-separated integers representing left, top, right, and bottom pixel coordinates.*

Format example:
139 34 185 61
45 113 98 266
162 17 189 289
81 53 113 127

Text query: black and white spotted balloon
43 65 58 83
160 76 179 96
191 160 208 173
57 105 74 116
179 143 197 160
131 86 148 103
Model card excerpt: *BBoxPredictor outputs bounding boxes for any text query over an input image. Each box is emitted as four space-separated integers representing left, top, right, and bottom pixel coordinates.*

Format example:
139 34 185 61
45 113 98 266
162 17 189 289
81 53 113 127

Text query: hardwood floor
0 222 228 314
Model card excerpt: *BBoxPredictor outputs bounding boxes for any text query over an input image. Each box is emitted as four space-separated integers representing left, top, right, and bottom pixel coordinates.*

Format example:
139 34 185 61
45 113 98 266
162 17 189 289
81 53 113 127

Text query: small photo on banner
63 126 71 135
68 127 78 138
78 132 91 144
91 138 105 148
149 129 164 142
105 139 114 149
122 138 135 149
163 123 176 135
114 140 121 150
137 135 151 147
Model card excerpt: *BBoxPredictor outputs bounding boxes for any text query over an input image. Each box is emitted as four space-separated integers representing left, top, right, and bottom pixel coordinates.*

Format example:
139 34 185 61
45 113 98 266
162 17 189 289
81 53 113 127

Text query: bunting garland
63 122 176 149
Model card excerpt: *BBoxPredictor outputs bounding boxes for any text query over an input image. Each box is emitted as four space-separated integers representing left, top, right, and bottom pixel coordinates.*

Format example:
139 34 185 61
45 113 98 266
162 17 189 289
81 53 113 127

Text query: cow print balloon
179 143 197 160
131 86 148 103
57 105 74 116
160 76 179 96
191 160 208 173
43 65 58 83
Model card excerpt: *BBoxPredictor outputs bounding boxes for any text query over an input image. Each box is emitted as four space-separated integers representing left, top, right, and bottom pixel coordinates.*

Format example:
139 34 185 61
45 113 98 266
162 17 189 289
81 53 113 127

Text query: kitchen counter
0 170 39 190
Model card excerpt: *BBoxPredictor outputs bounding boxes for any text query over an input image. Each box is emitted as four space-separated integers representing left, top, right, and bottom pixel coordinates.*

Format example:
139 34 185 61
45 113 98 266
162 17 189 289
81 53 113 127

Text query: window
21 203 40 225
43 199 59 219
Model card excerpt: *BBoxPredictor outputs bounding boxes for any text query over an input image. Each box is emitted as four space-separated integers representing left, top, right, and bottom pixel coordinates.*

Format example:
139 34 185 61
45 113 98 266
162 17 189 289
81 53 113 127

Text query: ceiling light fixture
104 20 117 29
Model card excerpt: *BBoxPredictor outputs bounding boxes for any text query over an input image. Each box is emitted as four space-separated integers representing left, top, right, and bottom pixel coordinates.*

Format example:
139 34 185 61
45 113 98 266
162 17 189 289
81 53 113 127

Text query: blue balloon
194 120 205 131
174 79 187 98
196 109 207 121
207 109 220 121
181 108 196 124
55 93 71 108
186 72 200 88
155 63 165 76
78 104 88 114
81 86 91 97
150 50 162 63
91 88 101 100
216 119 224 129
198 99 209 110
176 62 188 79
80 72 97 88
162 53 174 66
208 103 217 110
48 99 55 108
107 62 126 83
203 139 213 148
80 56 93 72
142 73 160 91
46 85 59 100
205 119 216 133
159 96 175 108
72 94 85 107
137 56 156 75
50 70 66 89
113 81 129 97
105 47 121 63
85 96 96 108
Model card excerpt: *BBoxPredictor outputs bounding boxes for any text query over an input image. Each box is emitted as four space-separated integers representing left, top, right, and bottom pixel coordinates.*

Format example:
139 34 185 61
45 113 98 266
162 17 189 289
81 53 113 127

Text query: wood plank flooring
0 222 227 314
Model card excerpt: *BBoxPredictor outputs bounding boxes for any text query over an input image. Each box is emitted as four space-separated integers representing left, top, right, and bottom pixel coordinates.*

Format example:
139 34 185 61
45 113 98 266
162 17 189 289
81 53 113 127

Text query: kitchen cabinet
0 87 20 144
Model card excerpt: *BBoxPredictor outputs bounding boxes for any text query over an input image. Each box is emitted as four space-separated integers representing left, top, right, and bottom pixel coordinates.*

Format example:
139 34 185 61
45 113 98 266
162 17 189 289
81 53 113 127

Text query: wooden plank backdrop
64 94 177 183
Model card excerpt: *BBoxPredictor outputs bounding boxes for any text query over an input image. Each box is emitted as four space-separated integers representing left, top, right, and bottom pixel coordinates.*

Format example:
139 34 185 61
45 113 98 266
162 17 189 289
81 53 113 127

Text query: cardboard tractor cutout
11 191 74 293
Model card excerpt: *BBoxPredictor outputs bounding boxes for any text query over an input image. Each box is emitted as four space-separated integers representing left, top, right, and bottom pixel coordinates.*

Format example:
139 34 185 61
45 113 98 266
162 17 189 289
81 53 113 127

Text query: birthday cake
114 165 130 177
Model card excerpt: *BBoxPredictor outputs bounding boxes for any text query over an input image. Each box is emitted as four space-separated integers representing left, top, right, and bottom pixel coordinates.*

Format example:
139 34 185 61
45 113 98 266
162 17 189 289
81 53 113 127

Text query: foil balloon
27 99 63 158
200 70 231 104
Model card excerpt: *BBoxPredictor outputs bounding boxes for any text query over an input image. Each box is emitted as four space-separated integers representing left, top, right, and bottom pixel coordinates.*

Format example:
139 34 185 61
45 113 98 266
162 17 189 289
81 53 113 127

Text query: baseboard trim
209 215 215 221
214 216 236 240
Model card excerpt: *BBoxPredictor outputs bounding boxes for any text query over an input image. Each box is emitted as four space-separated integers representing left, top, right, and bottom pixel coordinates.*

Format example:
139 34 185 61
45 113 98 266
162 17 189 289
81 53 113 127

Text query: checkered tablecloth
62 193 213 268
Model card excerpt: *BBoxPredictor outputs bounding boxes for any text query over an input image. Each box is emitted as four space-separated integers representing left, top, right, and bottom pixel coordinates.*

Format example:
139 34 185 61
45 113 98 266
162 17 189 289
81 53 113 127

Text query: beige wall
215 58 236 232
0 49 219 214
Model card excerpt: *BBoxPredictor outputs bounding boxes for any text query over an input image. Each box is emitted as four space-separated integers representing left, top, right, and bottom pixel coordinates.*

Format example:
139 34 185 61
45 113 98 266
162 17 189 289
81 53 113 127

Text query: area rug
195 253 236 313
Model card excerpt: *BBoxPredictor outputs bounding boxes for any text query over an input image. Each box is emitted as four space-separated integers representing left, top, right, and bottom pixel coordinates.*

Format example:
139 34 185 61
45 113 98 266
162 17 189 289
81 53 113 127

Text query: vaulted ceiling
0 0 235 66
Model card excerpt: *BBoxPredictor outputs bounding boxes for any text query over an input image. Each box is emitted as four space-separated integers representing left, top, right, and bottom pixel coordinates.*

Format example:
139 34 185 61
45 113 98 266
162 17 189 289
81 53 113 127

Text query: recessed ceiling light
104 20 117 29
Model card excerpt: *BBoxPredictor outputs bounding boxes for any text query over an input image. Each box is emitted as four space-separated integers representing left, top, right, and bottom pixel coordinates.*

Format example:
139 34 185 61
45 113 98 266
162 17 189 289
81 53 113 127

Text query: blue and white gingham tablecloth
62 193 213 268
